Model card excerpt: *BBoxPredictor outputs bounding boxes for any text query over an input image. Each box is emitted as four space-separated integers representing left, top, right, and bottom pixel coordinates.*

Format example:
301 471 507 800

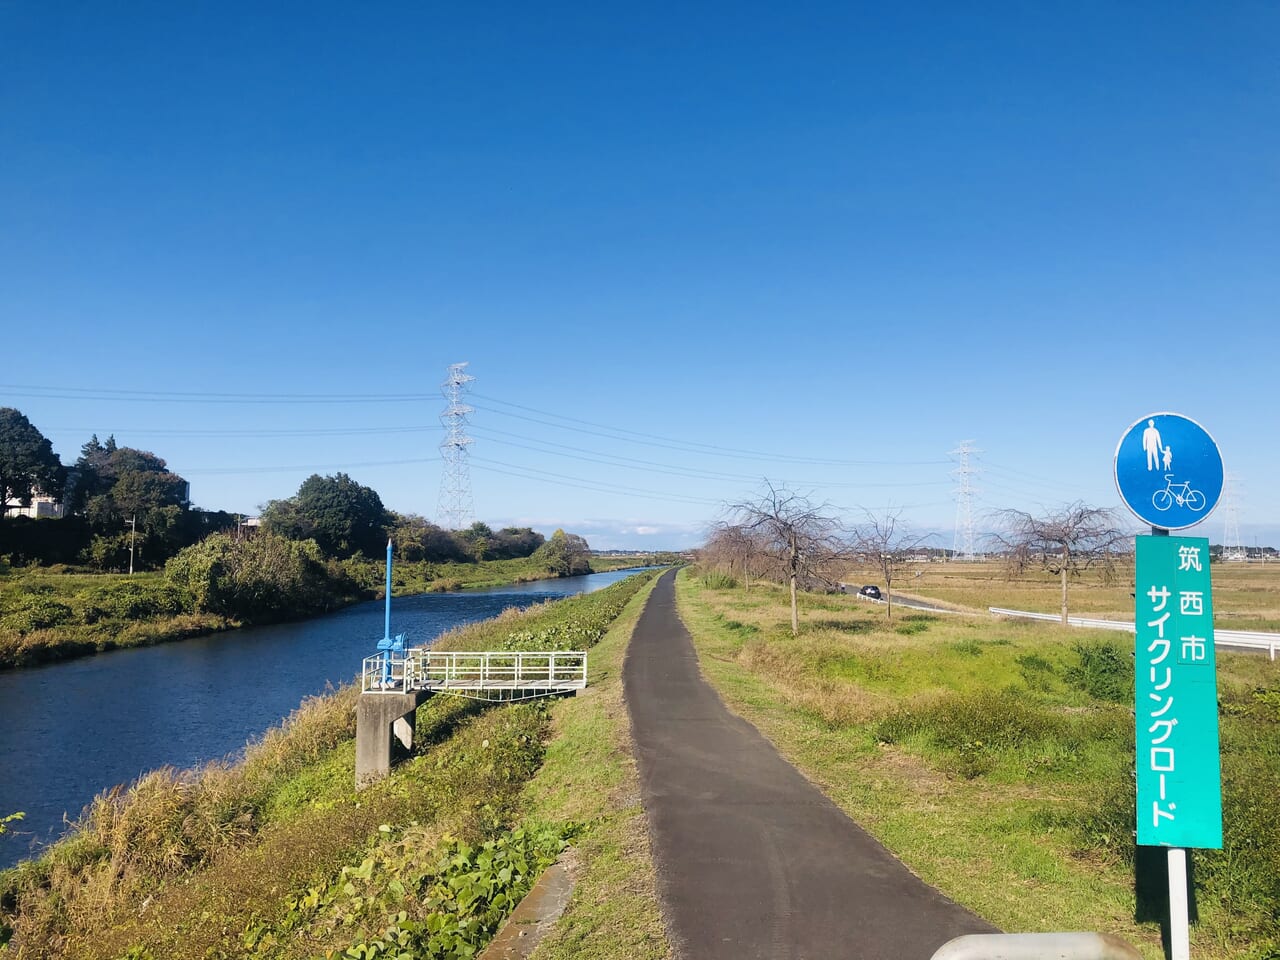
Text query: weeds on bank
0 570 661 959
241 822 573 959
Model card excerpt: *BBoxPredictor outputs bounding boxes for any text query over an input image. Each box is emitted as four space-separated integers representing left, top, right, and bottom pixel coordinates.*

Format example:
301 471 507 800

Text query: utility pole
950 441 981 561
126 515 137 575
437 362 476 530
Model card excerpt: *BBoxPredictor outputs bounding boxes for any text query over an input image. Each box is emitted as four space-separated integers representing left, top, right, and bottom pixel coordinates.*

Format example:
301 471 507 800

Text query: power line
471 426 950 489
181 457 440 475
470 459 722 507
48 424 442 439
470 393 950 467
1 384 438 404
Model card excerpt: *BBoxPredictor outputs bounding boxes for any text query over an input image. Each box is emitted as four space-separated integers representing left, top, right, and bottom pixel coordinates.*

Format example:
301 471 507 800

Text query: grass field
849 558 1280 632
676 567 1280 960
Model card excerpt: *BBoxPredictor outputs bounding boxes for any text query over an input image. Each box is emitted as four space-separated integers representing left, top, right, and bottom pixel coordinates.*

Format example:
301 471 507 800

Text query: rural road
624 570 995 960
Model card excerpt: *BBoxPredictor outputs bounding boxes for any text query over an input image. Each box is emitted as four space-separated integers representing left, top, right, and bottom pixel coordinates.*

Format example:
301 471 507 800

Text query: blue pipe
385 537 393 641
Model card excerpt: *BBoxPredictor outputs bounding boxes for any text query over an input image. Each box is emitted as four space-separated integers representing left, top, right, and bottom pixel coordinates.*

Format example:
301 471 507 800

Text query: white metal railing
931 933 1142 960
363 649 588 699
988 607 1280 660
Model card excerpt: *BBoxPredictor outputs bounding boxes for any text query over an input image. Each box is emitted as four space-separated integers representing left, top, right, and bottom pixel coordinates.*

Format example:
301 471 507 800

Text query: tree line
700 481 1136 632
0 407 565 573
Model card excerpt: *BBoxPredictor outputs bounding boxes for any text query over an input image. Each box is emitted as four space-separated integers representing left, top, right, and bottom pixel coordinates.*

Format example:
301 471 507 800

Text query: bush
165 533 359 623
0 595 75 633
1063 639 1133 703
700 571 739 589
77 580 190 623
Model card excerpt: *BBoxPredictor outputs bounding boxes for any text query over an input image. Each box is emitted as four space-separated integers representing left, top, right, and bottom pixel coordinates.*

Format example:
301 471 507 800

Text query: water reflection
0 568 646 868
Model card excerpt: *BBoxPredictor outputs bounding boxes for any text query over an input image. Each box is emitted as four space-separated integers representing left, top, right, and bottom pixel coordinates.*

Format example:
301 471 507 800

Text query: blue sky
3 2 1277 549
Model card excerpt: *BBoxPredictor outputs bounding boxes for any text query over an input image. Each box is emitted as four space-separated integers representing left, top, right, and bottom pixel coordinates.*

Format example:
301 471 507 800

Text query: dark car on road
858 585 882 600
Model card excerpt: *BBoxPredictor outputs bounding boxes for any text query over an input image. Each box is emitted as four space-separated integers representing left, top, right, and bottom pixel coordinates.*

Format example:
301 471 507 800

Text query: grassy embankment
0 554 648 671
676 566 1280 960
0 568 668 959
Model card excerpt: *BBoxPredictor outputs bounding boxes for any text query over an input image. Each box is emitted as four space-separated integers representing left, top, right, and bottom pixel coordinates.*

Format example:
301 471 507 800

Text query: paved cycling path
624 570 996 959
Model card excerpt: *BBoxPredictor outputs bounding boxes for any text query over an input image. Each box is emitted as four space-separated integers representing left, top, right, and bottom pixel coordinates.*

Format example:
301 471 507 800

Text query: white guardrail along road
988 608 1280 660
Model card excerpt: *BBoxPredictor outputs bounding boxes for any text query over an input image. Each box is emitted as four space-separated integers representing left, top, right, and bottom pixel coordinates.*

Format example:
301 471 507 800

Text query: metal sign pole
1168 848 1190 960
1151 523 1189 960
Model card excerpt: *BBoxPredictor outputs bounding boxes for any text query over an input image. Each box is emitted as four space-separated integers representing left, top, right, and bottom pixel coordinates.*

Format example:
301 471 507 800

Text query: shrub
77 580 190 623
700 571 739 590
165 533 358 623
0 595 75 633
1063 639 1132 703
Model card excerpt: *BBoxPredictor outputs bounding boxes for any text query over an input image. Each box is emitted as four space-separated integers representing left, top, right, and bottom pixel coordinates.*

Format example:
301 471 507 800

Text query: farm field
857 559 1280 633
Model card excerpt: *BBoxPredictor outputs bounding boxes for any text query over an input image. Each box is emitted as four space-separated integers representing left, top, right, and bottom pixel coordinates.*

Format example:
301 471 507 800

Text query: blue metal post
385 537 393 641
378 538 394 686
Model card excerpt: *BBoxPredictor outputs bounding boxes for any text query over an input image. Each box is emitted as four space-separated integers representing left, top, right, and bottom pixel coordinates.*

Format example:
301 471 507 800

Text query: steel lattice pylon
1222 472 1246 562
437 362 475 530
950 440 981 561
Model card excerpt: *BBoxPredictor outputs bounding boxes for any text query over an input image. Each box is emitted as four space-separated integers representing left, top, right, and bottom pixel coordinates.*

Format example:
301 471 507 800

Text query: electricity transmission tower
950 441 981 561
1221 472 1246 562
437 362 476 530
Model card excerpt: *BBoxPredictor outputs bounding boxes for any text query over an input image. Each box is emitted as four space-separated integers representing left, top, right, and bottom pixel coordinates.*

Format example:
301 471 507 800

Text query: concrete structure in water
355 687 430 789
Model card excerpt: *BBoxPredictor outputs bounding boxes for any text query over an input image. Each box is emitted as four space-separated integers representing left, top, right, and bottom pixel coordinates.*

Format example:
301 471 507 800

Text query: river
0 568 645 870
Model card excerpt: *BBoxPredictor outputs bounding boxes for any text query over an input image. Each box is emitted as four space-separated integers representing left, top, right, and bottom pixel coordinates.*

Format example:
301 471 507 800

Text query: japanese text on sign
1135 536 1223 849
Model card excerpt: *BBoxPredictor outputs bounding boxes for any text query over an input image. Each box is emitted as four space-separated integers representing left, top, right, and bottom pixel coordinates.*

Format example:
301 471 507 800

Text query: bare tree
854 509 931 620
992 502 1132 625
700 522 768 591
727 482 843 636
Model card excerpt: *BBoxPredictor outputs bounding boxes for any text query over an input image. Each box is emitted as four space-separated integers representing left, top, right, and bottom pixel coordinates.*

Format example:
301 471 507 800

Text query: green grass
675 569 1280 960
518 573 670 960
0 569 666 959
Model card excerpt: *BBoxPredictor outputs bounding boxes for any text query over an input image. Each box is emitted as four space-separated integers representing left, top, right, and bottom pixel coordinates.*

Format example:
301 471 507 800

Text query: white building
2 494 65 519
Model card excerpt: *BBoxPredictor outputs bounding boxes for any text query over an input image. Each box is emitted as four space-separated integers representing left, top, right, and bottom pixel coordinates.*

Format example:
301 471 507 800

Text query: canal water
0 568 644 870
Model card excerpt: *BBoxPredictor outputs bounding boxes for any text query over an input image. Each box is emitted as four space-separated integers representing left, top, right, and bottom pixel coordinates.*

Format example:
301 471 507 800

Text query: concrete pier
355 689 431 789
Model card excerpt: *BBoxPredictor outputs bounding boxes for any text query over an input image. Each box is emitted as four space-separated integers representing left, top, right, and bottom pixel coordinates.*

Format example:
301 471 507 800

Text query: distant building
2 494 65 519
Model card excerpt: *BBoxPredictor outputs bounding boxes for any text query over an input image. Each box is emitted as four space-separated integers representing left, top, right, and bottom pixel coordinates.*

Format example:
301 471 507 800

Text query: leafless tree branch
989 501 1133 624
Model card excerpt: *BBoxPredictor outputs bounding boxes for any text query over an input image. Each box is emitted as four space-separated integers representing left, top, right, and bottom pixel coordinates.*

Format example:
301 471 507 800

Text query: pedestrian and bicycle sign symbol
1115 413 1223 530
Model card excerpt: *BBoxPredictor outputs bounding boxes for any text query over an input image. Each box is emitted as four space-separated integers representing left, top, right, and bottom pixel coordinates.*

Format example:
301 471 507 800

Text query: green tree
260 473 389 558
390 512 471 563
532 528 592 577
165 532 348 621
0 408 63 517
74 439 191 568
489 526 545 560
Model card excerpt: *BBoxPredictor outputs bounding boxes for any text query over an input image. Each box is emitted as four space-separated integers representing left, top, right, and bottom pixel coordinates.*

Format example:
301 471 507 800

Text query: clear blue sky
3 2 1277 549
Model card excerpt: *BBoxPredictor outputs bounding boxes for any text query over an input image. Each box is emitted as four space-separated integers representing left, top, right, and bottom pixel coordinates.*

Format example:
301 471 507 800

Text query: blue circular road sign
1114 412 1223 530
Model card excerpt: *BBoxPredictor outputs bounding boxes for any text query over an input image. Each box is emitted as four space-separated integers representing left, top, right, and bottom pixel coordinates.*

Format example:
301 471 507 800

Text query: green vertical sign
1135 535 1223 849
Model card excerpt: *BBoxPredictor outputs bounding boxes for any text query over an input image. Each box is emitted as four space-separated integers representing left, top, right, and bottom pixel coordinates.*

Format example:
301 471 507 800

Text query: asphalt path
624 570 996 960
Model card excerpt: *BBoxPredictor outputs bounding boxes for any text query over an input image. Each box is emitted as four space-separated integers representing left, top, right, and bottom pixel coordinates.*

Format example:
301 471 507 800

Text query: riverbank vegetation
0 547 647 671
0 568 666 958
674 568 1280 960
